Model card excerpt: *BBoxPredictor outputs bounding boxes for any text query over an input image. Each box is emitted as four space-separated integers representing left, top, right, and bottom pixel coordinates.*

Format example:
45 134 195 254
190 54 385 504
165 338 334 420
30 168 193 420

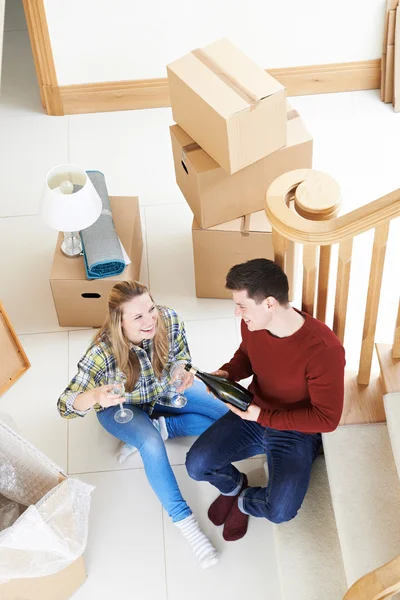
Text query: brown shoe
207 474 248 526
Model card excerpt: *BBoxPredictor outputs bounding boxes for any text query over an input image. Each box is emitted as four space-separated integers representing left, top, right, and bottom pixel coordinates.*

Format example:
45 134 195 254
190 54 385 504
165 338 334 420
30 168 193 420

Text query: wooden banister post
393 301 400 359
294 171 341 319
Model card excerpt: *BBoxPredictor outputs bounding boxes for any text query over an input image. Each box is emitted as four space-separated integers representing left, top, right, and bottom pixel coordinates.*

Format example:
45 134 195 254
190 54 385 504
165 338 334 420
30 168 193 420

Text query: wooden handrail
343 553 400 599
266 169 400 245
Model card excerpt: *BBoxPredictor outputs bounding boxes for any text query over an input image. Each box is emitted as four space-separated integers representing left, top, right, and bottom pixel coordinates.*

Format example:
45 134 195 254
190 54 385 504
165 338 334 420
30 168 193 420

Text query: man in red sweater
186 258 345 541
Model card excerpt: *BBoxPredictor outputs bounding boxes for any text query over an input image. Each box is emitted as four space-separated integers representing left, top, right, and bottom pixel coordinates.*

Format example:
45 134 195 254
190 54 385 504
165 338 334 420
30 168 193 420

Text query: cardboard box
167 38 286 174
0 301 30 396
171 104 313 229
1 557 86 600
192 210 296 300
50 196 143 327
0 424 93 600
0 354 89 599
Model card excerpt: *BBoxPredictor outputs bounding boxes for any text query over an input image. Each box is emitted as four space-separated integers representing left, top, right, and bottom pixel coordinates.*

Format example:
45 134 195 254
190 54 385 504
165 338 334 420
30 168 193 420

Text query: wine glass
169 363 188 408
110 370 133 424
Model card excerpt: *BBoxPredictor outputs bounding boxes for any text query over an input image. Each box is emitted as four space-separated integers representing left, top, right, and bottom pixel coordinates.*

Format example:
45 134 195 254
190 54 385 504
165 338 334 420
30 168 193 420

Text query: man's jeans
186 410 322 523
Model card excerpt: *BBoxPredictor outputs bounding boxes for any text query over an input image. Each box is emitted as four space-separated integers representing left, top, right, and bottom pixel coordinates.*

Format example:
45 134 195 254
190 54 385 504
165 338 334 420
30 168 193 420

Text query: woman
58 281 227 568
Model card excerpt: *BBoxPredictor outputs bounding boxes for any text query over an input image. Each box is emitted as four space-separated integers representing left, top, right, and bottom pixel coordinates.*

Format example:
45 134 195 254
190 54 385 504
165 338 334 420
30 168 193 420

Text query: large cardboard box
192 210 296 300
50 196 143 327
167 38 286 174
171 105 313 229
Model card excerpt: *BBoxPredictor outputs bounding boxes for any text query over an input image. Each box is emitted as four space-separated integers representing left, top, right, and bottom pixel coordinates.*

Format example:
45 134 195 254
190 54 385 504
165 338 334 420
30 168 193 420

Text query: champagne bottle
185 363 253 411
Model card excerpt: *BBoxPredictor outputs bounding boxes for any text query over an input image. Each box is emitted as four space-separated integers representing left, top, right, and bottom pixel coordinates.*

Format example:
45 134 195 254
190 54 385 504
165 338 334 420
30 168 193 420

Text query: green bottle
185 363 253 411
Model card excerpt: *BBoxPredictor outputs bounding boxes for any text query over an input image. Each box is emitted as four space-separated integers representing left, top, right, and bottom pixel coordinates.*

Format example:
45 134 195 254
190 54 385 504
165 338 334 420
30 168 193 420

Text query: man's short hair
225 258 289 305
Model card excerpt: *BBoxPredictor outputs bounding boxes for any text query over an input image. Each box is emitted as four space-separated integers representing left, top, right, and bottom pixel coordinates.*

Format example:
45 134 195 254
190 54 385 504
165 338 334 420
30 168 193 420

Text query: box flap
168 38 284 119
193 210 272 233
0 302 30 396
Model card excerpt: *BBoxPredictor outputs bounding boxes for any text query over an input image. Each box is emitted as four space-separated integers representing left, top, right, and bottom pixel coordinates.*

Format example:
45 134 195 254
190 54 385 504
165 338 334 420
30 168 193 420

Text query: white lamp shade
41 165 102 231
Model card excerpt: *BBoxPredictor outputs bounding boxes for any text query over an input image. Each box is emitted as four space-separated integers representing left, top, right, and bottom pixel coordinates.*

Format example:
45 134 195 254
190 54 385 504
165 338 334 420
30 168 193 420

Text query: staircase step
274 456 347 600
376 343 400 394
323 423 400 588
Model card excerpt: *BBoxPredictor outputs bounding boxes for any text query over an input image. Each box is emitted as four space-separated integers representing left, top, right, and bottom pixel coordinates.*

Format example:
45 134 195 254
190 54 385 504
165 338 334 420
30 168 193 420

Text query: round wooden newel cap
295 171 341 221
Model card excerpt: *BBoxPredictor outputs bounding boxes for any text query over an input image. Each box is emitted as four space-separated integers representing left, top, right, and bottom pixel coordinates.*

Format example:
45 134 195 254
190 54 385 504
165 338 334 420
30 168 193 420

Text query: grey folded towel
80 171 125 280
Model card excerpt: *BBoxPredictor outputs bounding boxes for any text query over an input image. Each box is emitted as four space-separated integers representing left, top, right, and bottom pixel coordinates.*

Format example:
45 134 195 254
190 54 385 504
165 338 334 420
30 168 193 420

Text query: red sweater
221 311 345 433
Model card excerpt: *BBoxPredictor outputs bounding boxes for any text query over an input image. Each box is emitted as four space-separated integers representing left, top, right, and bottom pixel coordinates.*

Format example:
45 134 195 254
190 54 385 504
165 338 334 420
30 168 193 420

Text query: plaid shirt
57 306 191 419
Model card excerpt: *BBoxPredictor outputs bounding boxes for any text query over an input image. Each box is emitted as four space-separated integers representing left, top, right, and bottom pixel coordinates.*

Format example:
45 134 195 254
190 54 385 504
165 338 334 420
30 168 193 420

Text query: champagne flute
110 370 134 424
169 362 188 408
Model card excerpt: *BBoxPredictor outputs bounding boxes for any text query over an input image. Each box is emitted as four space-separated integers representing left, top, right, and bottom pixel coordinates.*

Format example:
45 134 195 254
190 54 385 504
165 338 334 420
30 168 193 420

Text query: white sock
153 416 169 441
116 417 168 464
175 514 220 569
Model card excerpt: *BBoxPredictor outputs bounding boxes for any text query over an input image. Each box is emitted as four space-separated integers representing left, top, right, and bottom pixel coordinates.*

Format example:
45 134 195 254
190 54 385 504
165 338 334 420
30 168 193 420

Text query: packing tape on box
192 48 262 106
287 109 300 121
240 214 251 236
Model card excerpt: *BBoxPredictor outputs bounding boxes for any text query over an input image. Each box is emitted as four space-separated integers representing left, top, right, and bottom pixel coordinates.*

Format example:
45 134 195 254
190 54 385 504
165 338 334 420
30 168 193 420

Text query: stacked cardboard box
167 38 313 299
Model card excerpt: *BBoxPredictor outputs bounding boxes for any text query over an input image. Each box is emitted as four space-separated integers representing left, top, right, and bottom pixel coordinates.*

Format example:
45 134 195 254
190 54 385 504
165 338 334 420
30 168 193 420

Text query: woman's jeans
97 381 228 523
186 411 322 523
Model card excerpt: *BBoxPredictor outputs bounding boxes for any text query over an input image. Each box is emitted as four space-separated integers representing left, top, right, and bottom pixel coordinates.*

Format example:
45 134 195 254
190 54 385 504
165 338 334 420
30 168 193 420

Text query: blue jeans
186 411 322 523
97 381 228 522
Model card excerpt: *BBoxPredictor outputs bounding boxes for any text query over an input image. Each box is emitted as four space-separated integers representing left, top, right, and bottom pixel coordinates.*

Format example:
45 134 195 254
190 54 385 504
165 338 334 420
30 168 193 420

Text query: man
186 258 345 541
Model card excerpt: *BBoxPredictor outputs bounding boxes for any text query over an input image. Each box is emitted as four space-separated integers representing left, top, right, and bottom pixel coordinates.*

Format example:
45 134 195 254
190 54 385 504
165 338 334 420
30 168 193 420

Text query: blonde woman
58 281 227 568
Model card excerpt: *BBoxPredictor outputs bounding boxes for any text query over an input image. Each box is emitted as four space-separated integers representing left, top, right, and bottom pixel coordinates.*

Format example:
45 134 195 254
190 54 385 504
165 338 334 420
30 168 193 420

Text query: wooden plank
358 223 390 385
384 44 395 102
393 302 400 358
343 552 400 599
340 373 385 425
58 59 381 116
395 5 400 110
0 301 30 397
333 237 353 344
272 228 288 272
302 245 317 316
376 343 400 394
316 245 331 323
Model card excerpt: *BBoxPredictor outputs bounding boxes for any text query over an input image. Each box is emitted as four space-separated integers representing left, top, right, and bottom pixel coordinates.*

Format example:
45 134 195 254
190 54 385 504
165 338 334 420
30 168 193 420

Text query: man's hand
205 370 230 396
227 402 261 421
211 369 229 379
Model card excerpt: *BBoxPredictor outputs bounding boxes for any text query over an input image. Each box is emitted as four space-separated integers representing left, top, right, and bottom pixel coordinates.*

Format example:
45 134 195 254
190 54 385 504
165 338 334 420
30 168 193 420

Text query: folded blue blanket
80 171 126 280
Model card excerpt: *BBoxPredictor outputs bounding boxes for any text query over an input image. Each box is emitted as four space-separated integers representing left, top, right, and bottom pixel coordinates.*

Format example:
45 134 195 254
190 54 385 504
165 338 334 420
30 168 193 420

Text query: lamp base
61 231 82 257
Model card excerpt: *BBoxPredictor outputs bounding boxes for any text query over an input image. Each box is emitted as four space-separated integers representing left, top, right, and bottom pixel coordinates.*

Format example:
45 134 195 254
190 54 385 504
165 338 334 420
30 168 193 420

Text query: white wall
0 0 5 91
44 0 385 86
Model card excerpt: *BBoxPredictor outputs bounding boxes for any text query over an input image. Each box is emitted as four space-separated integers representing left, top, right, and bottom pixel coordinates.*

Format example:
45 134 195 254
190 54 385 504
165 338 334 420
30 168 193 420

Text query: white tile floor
1 1 400 599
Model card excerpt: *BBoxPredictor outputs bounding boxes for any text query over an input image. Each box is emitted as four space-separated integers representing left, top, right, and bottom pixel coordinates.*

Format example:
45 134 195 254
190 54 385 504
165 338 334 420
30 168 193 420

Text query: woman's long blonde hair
95 281 169 392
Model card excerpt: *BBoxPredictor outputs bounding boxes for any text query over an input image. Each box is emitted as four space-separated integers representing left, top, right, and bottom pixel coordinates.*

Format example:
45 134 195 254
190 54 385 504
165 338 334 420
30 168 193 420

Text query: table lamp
41 164 102 257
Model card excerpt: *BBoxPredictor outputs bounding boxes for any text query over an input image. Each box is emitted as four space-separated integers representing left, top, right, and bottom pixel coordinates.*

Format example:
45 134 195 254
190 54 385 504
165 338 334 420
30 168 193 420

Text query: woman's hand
93 384 124 408
175 370 194 393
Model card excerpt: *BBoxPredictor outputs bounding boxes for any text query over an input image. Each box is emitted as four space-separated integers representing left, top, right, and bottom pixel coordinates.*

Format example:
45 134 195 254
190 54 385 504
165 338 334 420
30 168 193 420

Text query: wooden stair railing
342 554 400 600
266 170 400 599
266 169 400 424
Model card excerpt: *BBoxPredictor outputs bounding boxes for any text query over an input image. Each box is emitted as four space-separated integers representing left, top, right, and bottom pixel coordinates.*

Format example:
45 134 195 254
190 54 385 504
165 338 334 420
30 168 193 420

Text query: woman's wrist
73 389 96 411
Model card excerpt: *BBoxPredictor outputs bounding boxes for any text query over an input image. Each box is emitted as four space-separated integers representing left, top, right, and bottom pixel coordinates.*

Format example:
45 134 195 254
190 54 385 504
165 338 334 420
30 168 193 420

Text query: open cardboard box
0 303 88 600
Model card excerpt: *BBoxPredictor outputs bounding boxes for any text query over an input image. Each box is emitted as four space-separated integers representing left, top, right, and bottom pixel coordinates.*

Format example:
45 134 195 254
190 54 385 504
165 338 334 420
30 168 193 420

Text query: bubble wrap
0 420 94 582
